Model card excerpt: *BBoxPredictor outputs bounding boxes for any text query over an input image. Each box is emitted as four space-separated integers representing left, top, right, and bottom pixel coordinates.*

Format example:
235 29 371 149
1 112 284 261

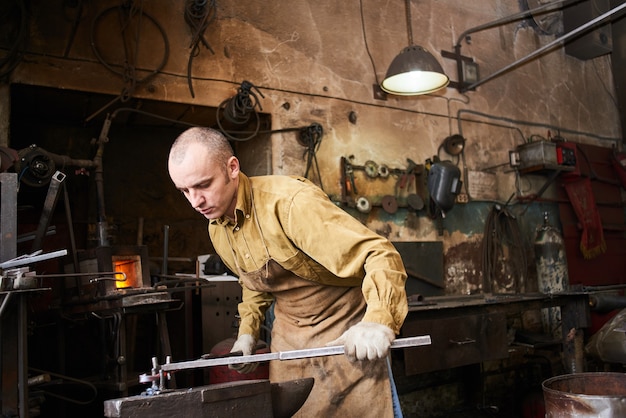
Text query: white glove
228 334 259 374
326 322 395 362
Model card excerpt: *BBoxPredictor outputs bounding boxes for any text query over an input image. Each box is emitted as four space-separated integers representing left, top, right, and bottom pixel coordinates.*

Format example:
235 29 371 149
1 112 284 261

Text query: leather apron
238 260 393 418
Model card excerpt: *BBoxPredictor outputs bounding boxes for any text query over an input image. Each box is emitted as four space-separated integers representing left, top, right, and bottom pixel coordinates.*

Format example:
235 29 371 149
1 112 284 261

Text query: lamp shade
381 45 450 95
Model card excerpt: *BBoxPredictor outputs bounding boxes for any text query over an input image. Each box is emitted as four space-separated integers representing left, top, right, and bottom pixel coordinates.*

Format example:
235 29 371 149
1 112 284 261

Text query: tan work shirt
209 173 408 339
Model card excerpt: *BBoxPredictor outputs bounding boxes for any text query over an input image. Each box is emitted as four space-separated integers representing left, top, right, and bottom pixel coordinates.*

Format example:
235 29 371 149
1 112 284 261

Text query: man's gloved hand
326 322 395 362
228 334 259 374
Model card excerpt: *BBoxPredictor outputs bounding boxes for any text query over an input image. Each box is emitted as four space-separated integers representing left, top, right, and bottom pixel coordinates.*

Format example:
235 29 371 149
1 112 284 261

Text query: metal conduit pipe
589 293 626 313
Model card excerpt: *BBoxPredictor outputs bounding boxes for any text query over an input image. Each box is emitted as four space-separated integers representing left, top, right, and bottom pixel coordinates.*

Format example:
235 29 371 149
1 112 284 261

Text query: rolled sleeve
237 286 274 340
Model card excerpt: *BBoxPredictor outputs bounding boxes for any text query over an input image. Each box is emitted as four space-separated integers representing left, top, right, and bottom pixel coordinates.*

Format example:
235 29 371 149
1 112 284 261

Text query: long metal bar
0 173 18 263
454 0 569 48
94 115 112 246
161 225 169 276
62 182 79 274
18 293 28 418
463 2 626 92
0 249 68 269
16 226 56 244
161 335 431 372
31 171 66 252
0 292 12 319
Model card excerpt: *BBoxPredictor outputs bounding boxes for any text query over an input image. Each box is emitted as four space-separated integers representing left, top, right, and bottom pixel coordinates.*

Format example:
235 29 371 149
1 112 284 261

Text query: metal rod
16 227 56 244
94 115 112 246
463 2 626 92
0 292 12 319
31 171 66 253
161 335 431 372
0 250 68 269
405 0 413 46
454 0 569 48
27 271 124 278
136 217 144 246
18 293 28 418
162 225 169 276
0 173 18 263
62 183 80 274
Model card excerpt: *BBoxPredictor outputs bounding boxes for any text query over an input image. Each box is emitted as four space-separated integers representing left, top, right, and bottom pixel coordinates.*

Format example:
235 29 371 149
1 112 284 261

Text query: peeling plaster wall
6 0 622 294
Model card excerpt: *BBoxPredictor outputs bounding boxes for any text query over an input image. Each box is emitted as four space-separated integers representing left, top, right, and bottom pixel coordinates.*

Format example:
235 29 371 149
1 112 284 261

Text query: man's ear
227 156 240 180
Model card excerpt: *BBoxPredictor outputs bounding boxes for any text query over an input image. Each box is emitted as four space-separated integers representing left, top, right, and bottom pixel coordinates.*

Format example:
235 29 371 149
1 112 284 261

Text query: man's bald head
169 127 235 169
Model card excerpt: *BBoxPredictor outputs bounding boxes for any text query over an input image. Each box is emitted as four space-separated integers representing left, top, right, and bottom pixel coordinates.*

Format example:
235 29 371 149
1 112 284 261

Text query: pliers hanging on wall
340 156 357 204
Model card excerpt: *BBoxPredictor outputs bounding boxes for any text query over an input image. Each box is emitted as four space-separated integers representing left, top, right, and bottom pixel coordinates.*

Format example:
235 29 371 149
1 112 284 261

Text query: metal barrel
542 372 626 417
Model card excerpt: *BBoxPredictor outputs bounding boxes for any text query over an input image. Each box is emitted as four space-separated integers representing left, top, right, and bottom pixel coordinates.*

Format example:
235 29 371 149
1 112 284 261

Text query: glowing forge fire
112 255 143 289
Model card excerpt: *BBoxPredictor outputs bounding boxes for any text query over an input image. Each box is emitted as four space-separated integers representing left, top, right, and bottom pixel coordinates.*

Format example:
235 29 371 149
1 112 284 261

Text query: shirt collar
210 172 251 228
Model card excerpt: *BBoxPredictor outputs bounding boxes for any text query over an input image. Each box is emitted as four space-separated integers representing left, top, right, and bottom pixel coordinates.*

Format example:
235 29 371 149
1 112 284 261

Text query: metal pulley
15 145 56 187
378 164 390 178
355 196 372 213
407 193 424 211
381 195 398 214
363 160 379 178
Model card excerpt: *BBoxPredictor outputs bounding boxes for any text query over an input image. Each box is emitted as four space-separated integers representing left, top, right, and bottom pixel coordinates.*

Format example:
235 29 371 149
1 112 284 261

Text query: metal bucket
542 372 626 417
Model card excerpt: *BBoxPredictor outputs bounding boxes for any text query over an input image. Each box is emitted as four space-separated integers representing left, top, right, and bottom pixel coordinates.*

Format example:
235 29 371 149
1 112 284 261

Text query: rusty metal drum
542 372 626 417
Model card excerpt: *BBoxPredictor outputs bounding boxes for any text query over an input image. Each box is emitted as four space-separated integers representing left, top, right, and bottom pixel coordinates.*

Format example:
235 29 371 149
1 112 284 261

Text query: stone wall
3 0 622 293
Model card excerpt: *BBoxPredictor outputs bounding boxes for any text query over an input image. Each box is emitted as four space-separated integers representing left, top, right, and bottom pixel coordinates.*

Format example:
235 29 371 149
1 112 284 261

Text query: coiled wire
481 204 527 293
216 80 265 141
185 0 217 98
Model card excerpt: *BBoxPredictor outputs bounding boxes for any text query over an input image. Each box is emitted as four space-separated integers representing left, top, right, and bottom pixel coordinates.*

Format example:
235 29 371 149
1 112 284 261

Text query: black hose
90 3 170 99
215 81 265 141
481 204 527 293
185 0 217 98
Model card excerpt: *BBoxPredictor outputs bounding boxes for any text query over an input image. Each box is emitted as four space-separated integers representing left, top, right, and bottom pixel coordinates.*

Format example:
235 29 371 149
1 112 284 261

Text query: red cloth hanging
563 177 606 259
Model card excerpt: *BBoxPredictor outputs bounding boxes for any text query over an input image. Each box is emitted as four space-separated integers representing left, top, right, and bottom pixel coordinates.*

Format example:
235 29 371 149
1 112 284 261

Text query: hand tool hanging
184 0 217 98
299 123 324 191
340 156 357 206
88 0 170 121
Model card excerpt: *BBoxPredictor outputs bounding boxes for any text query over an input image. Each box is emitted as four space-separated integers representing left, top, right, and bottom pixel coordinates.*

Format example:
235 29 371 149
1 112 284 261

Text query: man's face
168 142 239 220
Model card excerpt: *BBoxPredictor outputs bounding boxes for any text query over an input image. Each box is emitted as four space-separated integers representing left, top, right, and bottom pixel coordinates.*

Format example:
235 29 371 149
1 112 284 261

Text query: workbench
400 292 590 375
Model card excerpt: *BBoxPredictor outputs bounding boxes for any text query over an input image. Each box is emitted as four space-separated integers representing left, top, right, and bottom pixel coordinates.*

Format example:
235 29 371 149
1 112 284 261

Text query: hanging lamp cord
404 0 413 46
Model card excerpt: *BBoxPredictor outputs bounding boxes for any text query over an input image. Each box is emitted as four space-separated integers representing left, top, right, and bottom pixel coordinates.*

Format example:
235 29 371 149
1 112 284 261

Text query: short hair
169 127 234 166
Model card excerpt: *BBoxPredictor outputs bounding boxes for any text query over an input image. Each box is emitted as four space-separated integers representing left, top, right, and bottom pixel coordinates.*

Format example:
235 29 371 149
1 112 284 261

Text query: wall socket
456 193 469 204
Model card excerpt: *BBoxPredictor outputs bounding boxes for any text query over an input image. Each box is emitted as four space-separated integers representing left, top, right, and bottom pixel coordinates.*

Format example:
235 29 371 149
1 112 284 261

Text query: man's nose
188 189 204 208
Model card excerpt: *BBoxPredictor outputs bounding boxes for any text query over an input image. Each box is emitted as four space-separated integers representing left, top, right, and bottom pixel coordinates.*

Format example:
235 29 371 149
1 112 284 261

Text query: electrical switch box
515 141 558 171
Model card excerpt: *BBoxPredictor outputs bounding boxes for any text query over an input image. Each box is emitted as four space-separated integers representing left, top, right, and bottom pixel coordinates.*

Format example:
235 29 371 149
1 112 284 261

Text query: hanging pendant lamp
380 0 449 96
